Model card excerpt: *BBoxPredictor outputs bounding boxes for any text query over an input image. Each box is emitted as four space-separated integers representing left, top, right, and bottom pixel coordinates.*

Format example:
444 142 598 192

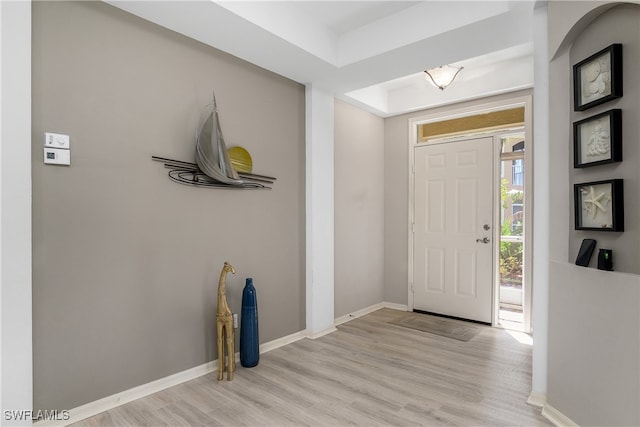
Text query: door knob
476 237 490 243
483 224 491 230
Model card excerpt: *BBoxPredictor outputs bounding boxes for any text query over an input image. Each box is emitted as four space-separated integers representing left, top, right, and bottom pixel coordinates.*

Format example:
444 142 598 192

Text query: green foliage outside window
500 219 523 283
500 179 523 284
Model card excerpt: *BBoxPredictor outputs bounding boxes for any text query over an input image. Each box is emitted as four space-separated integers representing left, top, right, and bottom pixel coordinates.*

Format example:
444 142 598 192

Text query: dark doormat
388 313 482 341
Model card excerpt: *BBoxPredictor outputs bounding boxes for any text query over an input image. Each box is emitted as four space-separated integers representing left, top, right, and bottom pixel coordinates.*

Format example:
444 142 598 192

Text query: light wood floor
71 309 550 426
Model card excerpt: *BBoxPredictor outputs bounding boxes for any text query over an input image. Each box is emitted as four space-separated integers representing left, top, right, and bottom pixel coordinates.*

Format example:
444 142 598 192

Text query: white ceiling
106 0 535 117
290 1 422 35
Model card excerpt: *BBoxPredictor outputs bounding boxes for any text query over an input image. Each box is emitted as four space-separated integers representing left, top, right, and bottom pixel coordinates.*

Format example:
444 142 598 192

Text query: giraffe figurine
216 261 236 381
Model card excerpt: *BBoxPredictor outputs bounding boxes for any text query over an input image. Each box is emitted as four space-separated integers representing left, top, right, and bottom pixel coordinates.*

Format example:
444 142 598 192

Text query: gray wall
32 1 305 411
546 3 640 425
334 100 385 317
382 113 410 305
568 4 640 274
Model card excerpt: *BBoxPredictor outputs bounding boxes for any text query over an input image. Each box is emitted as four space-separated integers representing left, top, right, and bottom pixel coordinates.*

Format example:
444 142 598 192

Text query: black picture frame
573 43 622 111
574 179 624 232
573 109 622 168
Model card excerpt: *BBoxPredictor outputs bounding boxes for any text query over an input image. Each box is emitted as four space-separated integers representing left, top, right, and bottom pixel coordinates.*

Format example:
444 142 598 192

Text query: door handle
476 237 490 244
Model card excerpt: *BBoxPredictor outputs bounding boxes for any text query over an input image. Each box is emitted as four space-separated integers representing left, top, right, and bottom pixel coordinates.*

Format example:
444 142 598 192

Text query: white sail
195 94 248 186
153 93 273 189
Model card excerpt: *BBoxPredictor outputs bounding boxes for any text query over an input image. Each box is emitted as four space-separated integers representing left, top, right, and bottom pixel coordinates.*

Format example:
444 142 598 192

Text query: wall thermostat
44 147 71 165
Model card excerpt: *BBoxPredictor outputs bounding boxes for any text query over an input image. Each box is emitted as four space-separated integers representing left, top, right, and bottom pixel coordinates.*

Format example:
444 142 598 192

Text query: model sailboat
153 93 275 189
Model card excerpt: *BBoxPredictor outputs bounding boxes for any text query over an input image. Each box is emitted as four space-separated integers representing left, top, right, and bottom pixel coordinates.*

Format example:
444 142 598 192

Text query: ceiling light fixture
424 65 463 90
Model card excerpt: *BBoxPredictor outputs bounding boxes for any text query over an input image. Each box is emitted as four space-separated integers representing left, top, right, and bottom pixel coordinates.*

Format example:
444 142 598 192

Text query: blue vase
240 278 259 367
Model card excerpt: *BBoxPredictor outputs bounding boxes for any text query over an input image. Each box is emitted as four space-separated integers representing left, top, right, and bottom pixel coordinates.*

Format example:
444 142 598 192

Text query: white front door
413 136 494 323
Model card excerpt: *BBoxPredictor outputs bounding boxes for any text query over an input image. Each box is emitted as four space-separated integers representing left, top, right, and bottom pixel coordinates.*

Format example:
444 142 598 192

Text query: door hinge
410 283 415 293
412 223 415 233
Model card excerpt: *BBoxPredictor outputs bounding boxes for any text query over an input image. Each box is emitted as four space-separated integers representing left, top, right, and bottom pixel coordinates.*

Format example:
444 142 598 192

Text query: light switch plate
44 147 71 165
44 132 70 149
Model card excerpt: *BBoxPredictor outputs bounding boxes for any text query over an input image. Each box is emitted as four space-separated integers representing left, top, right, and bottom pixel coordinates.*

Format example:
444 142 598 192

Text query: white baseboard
526 392 579 427
35 302 407 427
306 325 338 339
382 302 409 312
527 391 547 408
334 301 409 326
334 302 386 326
35 329 307 427
542 402 579 427
260 330 307 353
35 360 217 427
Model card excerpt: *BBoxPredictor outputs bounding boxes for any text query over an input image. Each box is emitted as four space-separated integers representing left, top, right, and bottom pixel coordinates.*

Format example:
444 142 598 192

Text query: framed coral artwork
573 43 622 111
574 179 624 232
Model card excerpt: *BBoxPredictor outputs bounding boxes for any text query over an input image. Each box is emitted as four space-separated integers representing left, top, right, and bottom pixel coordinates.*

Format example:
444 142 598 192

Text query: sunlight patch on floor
505 329 533 346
